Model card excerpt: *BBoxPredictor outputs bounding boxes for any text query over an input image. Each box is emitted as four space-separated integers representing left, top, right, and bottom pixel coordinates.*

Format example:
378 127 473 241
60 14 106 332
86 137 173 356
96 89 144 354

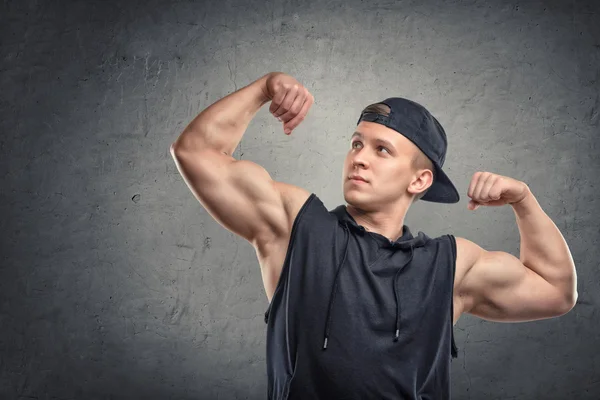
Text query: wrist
257 74 270 103
258 72 278 103
510 183 531 205
510 185 536 216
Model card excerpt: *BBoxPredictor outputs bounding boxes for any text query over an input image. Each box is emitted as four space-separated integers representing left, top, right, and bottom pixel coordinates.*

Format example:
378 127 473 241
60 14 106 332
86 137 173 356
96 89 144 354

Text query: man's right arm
170 72 313 251
170 146 304 247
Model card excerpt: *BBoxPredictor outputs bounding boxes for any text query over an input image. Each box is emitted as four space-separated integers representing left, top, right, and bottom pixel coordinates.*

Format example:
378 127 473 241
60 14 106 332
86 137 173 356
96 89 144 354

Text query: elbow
171 131 195 155
170 140 193 157
171 134 190 154
170 142 184 157
556 291 578 316
556 270 578 315
172 124 217 154
568 291 579 310
170 144 184 164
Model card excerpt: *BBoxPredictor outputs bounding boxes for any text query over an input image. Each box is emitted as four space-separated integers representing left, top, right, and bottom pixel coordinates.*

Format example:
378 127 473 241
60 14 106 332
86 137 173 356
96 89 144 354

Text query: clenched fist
263 72 314 135
467 171 530 210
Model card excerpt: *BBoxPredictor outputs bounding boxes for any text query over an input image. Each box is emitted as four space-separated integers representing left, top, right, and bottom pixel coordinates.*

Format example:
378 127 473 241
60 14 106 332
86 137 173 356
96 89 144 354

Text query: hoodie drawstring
393 245 414 341
322 224 351 349
323 223 416 349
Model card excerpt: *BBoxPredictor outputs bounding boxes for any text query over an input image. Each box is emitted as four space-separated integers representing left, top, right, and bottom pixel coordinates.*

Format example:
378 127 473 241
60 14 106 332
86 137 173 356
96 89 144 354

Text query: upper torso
255 186 469 327
260 190 460 399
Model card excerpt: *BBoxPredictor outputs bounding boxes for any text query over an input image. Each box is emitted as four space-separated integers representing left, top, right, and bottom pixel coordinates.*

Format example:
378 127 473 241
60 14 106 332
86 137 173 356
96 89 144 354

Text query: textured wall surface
1 0 599 399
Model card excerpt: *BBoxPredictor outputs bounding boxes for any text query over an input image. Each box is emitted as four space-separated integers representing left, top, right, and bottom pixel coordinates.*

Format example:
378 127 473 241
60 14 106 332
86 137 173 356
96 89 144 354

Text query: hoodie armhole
448 234 459 359
264 193 317 324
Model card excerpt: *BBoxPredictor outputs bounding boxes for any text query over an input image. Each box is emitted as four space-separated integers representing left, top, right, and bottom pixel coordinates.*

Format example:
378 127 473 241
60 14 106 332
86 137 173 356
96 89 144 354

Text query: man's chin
343 189 371 205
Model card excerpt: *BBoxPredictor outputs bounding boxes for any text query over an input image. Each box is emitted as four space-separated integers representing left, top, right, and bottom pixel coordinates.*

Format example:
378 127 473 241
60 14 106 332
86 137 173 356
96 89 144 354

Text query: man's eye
352 142 389 154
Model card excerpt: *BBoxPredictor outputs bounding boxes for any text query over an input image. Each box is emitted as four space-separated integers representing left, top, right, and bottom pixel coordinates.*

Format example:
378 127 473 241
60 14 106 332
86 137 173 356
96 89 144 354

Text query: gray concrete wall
1 0 598 398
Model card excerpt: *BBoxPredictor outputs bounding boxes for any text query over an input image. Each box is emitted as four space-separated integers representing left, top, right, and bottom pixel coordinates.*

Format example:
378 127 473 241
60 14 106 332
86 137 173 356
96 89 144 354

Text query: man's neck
345 203 409 242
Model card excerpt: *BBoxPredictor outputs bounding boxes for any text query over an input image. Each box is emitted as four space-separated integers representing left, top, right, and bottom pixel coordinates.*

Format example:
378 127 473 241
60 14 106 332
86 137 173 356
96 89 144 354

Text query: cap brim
420 162 460 204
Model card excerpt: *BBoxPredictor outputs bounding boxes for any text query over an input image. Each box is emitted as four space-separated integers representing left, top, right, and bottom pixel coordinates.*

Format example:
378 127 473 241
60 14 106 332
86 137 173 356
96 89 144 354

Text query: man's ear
408 168 434 195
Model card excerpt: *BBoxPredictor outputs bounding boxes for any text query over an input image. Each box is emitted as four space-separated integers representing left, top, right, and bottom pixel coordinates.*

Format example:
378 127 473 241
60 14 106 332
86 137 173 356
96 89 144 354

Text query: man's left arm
457 172 578 322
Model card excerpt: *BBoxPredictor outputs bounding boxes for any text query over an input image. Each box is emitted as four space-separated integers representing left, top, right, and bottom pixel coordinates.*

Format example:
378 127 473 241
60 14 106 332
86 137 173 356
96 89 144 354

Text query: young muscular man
170 72 577 399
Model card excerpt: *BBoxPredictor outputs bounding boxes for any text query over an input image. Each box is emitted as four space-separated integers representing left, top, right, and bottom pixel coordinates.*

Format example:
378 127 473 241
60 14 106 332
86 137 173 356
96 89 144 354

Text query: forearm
172 72 273 156
511 187 577 302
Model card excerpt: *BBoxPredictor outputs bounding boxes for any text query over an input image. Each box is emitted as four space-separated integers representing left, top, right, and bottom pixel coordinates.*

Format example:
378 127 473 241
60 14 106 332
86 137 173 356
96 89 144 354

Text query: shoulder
273 182 313 235
441 235 487 318
451 236 491 297
454 236 486 272
433 235 485 269
427 235 485 286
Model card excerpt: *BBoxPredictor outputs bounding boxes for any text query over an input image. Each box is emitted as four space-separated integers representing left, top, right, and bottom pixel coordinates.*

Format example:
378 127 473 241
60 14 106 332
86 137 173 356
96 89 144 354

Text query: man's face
342 121 421 210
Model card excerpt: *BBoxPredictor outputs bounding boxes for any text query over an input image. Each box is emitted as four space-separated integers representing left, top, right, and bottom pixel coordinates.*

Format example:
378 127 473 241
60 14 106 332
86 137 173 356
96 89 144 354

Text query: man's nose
351 153 368 168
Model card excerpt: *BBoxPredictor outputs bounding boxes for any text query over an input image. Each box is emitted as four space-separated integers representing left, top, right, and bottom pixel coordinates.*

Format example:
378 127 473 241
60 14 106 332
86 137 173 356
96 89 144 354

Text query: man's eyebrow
351 131 396 150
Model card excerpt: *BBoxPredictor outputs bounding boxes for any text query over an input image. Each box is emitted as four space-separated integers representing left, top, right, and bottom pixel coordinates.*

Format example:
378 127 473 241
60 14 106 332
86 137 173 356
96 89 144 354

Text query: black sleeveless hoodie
264 193 459 400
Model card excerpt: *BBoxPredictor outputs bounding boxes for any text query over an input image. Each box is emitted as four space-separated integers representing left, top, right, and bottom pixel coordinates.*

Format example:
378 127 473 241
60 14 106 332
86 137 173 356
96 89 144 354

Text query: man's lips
349 175 368 182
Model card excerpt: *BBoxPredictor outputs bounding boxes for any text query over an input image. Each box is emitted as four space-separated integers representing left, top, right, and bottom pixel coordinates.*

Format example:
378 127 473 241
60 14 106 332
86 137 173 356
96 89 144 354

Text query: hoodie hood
331 205 429 249
321 205 430 349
